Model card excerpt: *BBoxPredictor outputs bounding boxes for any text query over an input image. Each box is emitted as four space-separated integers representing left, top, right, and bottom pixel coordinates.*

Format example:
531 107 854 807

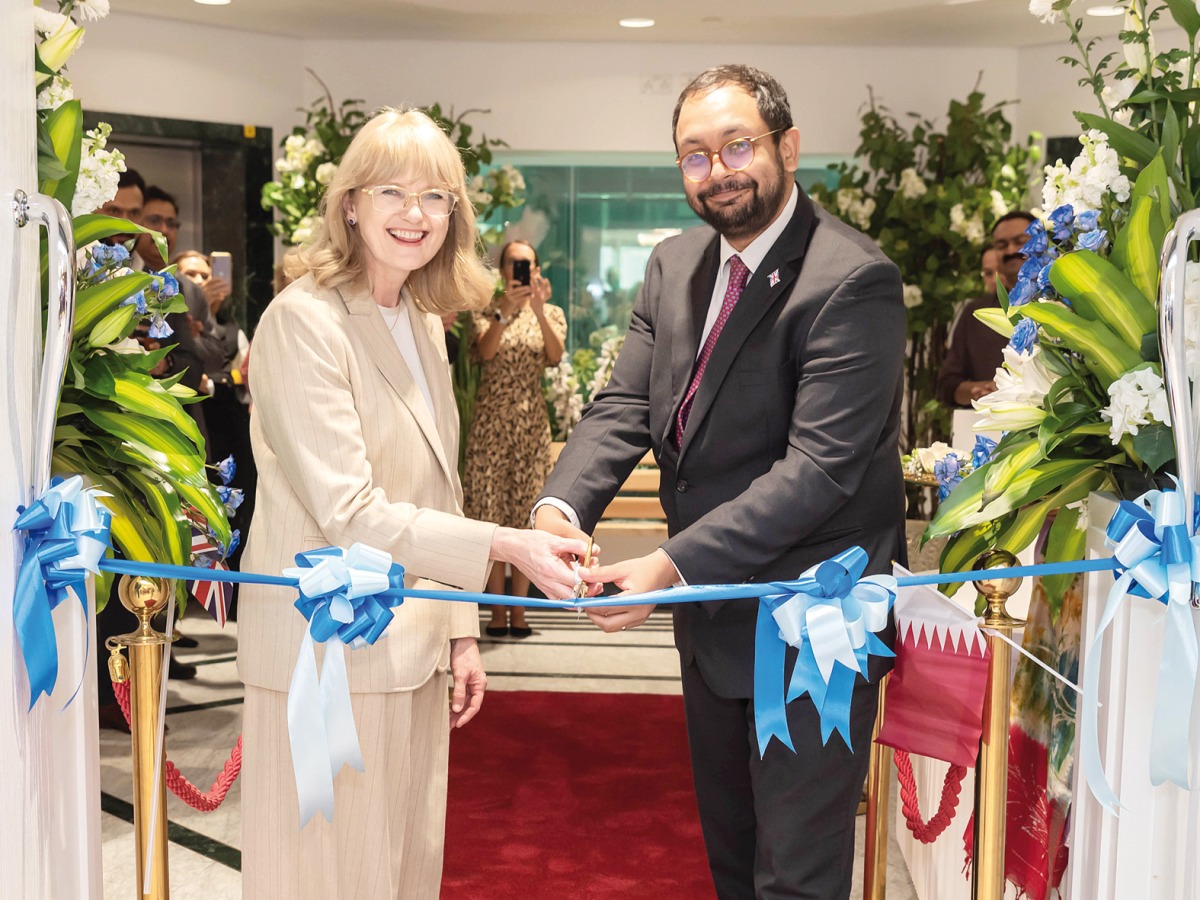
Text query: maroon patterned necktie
675 254 750 446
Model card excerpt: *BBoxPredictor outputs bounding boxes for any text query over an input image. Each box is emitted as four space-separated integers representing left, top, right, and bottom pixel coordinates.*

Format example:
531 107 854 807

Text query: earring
347 216 357 226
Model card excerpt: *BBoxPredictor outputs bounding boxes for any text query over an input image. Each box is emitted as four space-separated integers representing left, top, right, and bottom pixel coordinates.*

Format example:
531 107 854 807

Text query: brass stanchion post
971 551 1024 900
863 675 891 900
106 576 174 900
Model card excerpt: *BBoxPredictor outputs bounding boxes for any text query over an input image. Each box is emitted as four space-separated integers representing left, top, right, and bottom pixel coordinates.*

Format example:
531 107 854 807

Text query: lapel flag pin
768 269 780 287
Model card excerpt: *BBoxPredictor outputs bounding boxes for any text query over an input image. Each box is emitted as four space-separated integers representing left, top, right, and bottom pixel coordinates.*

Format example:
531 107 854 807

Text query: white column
0 2 102 896
1066 492 1199 900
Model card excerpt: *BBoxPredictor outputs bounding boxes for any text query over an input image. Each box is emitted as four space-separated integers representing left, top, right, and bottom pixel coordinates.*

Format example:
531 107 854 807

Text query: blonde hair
285 107 493 315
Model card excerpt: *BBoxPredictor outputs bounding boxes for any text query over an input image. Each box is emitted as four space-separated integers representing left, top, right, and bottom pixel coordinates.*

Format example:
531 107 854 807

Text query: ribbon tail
754 600 794 757
1080 571 1133 814
319 640 364 777
288 630 335 827
1149 599 1199 789
58 583 92 711
787 642 827 711
14 547 59 709
819 664 858 751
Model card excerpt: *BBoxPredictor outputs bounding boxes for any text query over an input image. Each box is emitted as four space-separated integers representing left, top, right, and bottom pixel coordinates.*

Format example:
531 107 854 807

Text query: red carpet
443 691 716 899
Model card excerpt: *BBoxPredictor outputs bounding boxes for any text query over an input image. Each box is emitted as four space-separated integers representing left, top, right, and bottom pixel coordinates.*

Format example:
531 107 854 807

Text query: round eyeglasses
675 129 782 183
359 186 457 218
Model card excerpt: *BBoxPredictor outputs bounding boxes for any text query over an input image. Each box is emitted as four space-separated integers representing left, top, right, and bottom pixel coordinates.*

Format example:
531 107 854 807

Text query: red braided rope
112 680 242 812
894 749 968 844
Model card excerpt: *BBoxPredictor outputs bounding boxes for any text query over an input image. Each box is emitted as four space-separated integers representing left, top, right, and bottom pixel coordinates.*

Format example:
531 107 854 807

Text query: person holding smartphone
462 240 566 636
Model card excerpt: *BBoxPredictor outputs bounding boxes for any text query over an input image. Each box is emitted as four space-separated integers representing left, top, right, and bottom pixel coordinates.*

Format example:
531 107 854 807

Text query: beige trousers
241 674 450 899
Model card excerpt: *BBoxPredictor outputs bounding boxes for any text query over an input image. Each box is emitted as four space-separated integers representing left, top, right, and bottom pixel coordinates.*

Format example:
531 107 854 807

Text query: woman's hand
490 526 593 601
499 281 529 318
449 637 486 728
529 274 551 315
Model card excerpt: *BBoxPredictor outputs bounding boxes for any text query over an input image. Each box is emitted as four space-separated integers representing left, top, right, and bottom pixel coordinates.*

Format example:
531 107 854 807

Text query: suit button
676 480 689 493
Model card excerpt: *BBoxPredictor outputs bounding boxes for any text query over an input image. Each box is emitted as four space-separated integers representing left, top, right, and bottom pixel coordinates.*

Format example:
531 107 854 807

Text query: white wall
73 14 1020 158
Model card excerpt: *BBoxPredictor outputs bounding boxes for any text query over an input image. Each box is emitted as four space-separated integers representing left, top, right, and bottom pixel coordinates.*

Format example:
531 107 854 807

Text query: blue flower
1036 260 1055 293
1075 210 1100 233
120 291 148 315
1077 229 1108 252
1018 255 1045 282
934 454 963 501
147 313 172 339
1008 275 1037 308
215 455 236 485
1021 220 1049 257
152 271 179 299
90 243 130 268
1048 204 1075 242
217 485 245 514
972 435 997 469
1009 316 1038 354
220 529 241 559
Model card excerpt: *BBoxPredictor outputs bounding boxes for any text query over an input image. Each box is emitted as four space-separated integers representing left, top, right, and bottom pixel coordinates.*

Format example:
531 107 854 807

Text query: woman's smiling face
343 175 452 292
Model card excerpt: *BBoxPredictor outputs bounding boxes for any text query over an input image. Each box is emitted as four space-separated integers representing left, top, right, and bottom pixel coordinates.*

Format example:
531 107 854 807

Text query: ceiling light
944 0 985 5
194 0 232 5
619 18 655 28
1086 4 1125 15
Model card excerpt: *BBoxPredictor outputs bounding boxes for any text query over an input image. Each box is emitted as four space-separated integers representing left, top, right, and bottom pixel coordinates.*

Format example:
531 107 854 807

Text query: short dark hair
143 185 179 213
672 65 793 149
992 210 1035 235
499 239 538 268
118 168 145 194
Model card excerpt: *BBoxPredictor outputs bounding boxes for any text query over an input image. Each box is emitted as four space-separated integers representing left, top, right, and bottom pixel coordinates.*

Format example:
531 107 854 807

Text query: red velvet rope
894 749 968 844
112 680 242 812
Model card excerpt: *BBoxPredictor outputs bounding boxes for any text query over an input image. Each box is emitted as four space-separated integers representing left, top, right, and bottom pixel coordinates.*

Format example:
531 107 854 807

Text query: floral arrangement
261 75 527 247
32 0 232 609
926 0 1200 611
810 88 1038 457
543 327 625 440
901 436 997 500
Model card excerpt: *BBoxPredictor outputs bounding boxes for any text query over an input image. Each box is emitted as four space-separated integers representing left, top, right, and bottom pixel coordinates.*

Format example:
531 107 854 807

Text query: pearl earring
347 216 357 226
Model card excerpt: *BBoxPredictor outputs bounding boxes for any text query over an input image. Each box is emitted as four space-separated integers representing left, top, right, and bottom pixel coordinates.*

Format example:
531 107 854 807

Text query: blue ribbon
1082 488 1200 813
281 543 407 827
753 547 895 755
13 475 112 710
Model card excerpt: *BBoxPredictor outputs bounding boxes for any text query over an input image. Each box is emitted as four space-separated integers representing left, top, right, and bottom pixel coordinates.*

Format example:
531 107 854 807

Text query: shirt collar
718 181 797 276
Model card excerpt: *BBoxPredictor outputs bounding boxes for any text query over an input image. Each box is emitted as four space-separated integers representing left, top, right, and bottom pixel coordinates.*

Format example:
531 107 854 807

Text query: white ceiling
122 0 1123 47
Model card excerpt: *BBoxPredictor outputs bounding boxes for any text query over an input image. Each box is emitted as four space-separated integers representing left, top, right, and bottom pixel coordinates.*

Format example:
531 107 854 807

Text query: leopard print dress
462 301 567 529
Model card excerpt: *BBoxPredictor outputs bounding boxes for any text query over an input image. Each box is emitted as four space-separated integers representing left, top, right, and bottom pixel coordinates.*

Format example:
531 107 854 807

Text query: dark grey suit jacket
540 186 907 698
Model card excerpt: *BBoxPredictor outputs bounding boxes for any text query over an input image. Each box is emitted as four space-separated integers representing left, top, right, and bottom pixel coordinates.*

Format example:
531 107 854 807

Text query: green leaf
970 459 1101 525
1048 250 1157 349
1165 0 1200 38
82 360 204 450
39 100 82 208
1132 422 1177 471
1163 105 1182 176
1022 303 1143 387
73 214 162 253
995 495 1055 557
982 439 1044 505
1075 112 1158 166
936 524 994 598
122 468 191 566
74 273 153 338
1041 506 1087 619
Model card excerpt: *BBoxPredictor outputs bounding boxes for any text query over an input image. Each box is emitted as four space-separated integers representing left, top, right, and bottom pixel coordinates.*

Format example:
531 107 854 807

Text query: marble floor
99 608 919 899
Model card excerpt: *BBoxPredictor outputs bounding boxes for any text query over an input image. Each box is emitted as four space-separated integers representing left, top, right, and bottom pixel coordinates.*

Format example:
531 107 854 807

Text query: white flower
1102 367 1170 443
898 168 927 200
835 187 875 230
1000 164 1017 180
990 190 1009 219
303 138 325 158
973 344 1057 431
916 441 954 473
499 164 526 193
949 204 987 244
1041 130 1131 214
73 0 111 21
1029 0 1061 24
72 123 126 217
543 358 583 440
275 157 295 174
33 6 69 36
37 74 73 111
289 173 306 190
284 134 307 153
902 284 923 309
291 216 316 245
315 162 337 185
588 335 626 400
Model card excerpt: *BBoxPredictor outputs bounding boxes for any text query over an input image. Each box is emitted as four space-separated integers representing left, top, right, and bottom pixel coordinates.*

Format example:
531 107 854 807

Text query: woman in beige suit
238 108 590 899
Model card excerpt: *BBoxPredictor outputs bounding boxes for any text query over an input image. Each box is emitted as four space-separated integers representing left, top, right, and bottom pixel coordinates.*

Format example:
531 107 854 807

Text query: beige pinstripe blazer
237 273 495 694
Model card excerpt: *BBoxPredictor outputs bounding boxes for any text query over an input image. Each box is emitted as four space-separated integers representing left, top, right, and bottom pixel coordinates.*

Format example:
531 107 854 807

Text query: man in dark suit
534 65 906 899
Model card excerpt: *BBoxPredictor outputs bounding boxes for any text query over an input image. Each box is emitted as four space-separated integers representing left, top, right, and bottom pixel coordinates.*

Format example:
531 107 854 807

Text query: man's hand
954 379 997 405
533 504 590 542
449 637 485 728
584 549 677 632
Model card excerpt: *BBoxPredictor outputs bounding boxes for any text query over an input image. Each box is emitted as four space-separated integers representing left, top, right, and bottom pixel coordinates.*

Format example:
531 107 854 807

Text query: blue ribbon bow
754 546 895 755
13 475 112 709
282 544 407 826
1082 489 1200 812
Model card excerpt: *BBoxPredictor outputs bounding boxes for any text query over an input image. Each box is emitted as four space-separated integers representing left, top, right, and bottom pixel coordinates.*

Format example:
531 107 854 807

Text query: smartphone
511 258 531 287
210 251 232 285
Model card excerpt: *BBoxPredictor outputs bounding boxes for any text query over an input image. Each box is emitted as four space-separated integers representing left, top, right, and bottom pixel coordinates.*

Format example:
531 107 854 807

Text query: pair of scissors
573 538 595 600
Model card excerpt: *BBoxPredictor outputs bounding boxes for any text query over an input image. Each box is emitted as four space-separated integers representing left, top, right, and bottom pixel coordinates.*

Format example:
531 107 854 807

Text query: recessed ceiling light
944 0 984 5
194 0 232 5
619 18 655 28
1086 4 1124 15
